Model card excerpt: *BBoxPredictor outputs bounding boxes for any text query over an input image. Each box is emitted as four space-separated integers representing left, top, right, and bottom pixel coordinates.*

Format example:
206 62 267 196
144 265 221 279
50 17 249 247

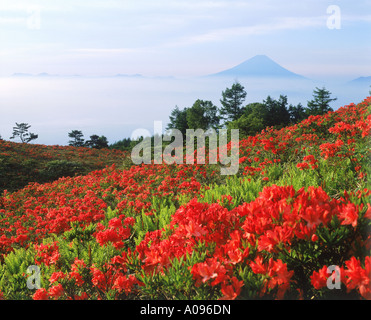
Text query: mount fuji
208 55 308 79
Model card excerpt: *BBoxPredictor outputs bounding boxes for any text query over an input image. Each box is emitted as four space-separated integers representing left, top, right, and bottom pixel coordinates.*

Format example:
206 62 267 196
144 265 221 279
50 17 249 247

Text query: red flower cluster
34 241 60 266
95 216 134 249
250 257 294 299
297 155 319 170
0 162 205 255
134 182 370 299
311 256 371 299
319 139 344 160
0 97 370 300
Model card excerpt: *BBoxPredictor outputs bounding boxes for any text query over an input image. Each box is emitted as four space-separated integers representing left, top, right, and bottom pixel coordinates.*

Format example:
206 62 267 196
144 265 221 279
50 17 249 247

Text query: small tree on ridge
68 130 85 147
9 123 38 143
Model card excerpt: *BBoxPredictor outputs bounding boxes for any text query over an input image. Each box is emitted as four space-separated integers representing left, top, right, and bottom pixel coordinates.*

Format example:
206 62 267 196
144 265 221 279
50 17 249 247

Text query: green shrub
41 160 84 180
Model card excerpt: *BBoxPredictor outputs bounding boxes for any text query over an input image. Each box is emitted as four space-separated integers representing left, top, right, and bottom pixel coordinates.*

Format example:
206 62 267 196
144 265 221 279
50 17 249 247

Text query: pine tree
307 87 337 116
9 123 38 143
263 95 290 128
166 106 189 136
68 130 85 147
288 103 307 123
85 135 109 149
219 82 247 122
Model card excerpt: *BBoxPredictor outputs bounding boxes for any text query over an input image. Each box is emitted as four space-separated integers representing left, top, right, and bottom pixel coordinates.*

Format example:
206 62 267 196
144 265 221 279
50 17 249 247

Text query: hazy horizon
0 74 369 146
0 0 370 145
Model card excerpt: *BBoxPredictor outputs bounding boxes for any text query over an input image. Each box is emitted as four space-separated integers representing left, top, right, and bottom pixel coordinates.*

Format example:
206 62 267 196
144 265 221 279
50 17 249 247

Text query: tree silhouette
167 106 189 136
68 130 85 147
307 87 337 116
288 103 307 124
263 95 290 128
85 135 109 149
9 123 38 143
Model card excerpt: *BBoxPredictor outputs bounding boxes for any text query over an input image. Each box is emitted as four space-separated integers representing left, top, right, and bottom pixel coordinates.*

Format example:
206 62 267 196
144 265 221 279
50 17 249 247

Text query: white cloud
0 0 369 78
161 15 326 48
0 17 25 26
343 14 371 22
0 2 32 11
64 14 326 61
71 48 142 54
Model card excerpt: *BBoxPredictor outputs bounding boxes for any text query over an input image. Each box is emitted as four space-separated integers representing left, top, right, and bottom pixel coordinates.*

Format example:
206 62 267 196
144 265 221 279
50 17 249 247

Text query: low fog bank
0 76 368 145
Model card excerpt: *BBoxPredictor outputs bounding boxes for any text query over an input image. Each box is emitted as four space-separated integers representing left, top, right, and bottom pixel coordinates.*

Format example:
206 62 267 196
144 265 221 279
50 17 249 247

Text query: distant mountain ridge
114 73 143 78
348 76 371 85
11 72 78 78
9 59 370 85
208 55 308 79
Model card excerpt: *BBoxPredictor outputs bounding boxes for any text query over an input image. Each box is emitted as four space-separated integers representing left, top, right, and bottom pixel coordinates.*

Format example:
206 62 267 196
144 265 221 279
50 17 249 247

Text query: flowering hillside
0 97 370 300
0 141 127 193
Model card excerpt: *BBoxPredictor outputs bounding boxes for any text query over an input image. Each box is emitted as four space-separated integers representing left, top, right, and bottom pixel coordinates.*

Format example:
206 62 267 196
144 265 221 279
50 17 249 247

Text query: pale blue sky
1 0 370 80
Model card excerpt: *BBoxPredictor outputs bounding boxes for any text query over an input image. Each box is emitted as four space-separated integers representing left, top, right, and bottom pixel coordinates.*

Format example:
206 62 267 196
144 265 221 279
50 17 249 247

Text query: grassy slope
0 141 128 193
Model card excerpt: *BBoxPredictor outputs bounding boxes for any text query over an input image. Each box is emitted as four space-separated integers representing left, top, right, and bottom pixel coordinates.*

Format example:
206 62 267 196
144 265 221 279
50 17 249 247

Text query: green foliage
289 103 308 123
133 196 177 246
220 81 247 122
227 103 267 137
227 97 307 137
186 99 220 131
263 95 291 128
0 140 125 193
64 222 96 260
200 176 263 208
0 154 26 192
0 248 36 299
68 130 85 147
85 135 109 149
167 105 189 136
237 266 267 299
110 138 133 151
41 160 84 180
307 87 337 116
275 163 321 190
137 244 211 300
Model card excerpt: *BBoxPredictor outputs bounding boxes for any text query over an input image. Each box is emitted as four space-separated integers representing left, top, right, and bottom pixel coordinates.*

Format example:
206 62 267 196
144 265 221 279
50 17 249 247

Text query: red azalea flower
338 203 359 228
310 265 329 290
344 257 371 299
364 204 371 220
49 271 66 284
33 288 49 300
191 258 227 287
48 283 64 299
250 256 267 275
220 277 244 300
